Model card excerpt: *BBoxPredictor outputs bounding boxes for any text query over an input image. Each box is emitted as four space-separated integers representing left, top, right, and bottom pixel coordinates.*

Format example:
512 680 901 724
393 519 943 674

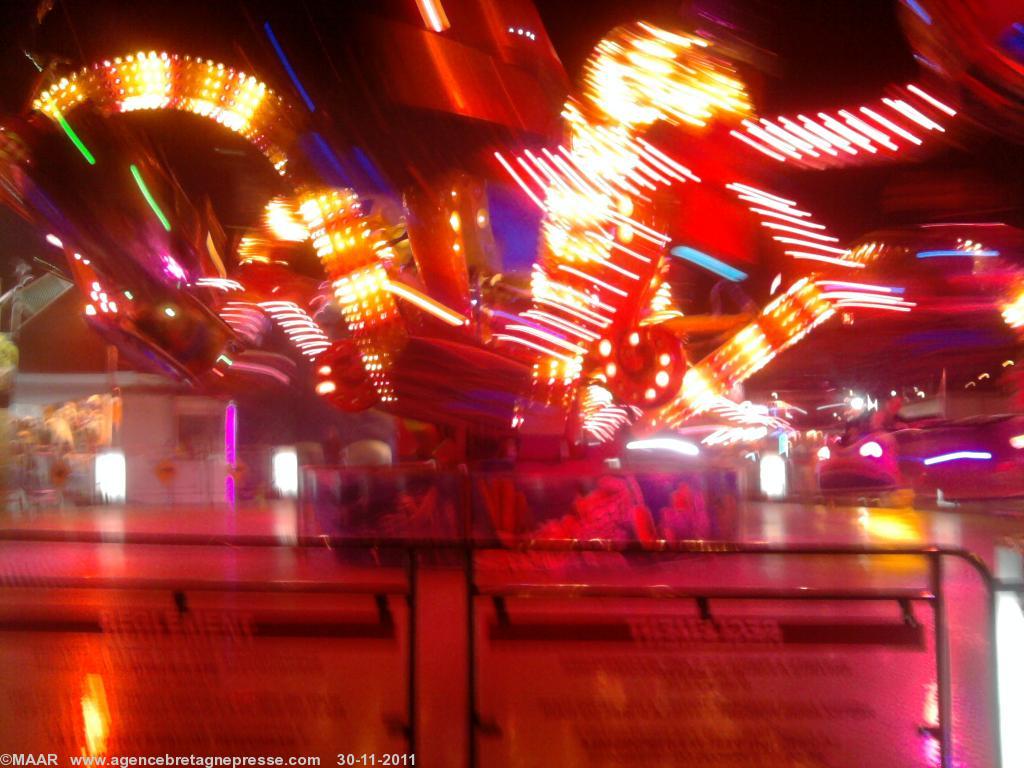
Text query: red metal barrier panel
0 578 410 757
473 568 940 767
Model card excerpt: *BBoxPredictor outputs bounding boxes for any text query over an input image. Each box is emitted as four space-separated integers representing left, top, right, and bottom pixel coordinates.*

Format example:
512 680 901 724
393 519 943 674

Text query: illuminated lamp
95 451 126 503
271 447 299 497
759 454 787 498
817 445 831 461
859 441 883 458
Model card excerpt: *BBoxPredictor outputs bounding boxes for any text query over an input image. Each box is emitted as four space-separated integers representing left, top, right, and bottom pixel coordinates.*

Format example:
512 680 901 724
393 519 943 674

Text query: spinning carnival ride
0 0 1020 455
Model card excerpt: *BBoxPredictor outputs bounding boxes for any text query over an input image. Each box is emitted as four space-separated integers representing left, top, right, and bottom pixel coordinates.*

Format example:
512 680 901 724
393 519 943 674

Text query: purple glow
224 401 238 505
162 254 188 282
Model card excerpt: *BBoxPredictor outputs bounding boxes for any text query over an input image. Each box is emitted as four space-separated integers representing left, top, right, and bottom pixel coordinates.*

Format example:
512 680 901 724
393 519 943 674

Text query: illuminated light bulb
318 365 332 376
859 441 883 458
315 381 337 395
84 304 97 316
817 445 831 461
655 370 669 387
598 339 612 357
45 234 63 248
659 353 671 366
606 362 617 377
163 306 177 317
628 332 640 346
644 388 657 400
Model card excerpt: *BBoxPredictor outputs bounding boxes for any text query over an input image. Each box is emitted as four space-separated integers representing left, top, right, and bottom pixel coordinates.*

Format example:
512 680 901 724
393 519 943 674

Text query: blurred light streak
557 265 629 297
832 301 912 312
494 152 545 209
786 252 865 268
129 164 171 231
56 114 96 165
196 277 244 292
820 112 877 152
923 451 992 465
1003 291 1024 329
858 510 920 541
819 280 905 294
231 360 291 385
264 197 309 241
883 98 944 131
414 0 450 32
917 249 1000 258
903 0 932 25
859 106 923 144
80 674 110 756
626 437 699 456
387 280 469 326
751 208 825 227
761 222 839 241
670 245 748 281
258 300 331 358
702 425 768 446
263 22 316 112
906 84 955 115
493 333 572 361
504 323 582 354
773 237 848 254
839 110 899 150
730 130 787 161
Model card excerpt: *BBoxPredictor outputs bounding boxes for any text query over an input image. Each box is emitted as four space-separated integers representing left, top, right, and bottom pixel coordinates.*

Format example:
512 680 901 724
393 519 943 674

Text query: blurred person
322 426 342 465
870 395 909 432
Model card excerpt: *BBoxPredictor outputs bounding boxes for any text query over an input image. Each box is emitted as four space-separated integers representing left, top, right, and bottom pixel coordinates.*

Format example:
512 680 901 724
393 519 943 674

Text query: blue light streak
670 246 748 282
903 0 932 25
916 249 1000 259
264 22 316 112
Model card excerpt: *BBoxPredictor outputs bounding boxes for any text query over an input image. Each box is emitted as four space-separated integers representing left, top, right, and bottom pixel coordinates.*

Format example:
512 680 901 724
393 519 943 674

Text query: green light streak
129 164 171 231
56 114 96 165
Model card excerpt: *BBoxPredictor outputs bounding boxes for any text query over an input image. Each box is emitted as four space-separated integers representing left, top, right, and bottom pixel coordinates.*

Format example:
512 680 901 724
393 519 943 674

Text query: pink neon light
224 401 237 505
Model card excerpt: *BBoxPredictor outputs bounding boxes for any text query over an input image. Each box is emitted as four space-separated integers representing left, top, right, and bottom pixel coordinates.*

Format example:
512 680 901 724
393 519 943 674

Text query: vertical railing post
466 539 477 768
407 546 418 754
989 583 1003 768
931 552 954 768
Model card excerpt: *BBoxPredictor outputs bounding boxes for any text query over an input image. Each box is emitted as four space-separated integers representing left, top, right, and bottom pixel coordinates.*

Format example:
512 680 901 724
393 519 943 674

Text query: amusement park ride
0 0 1021 458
